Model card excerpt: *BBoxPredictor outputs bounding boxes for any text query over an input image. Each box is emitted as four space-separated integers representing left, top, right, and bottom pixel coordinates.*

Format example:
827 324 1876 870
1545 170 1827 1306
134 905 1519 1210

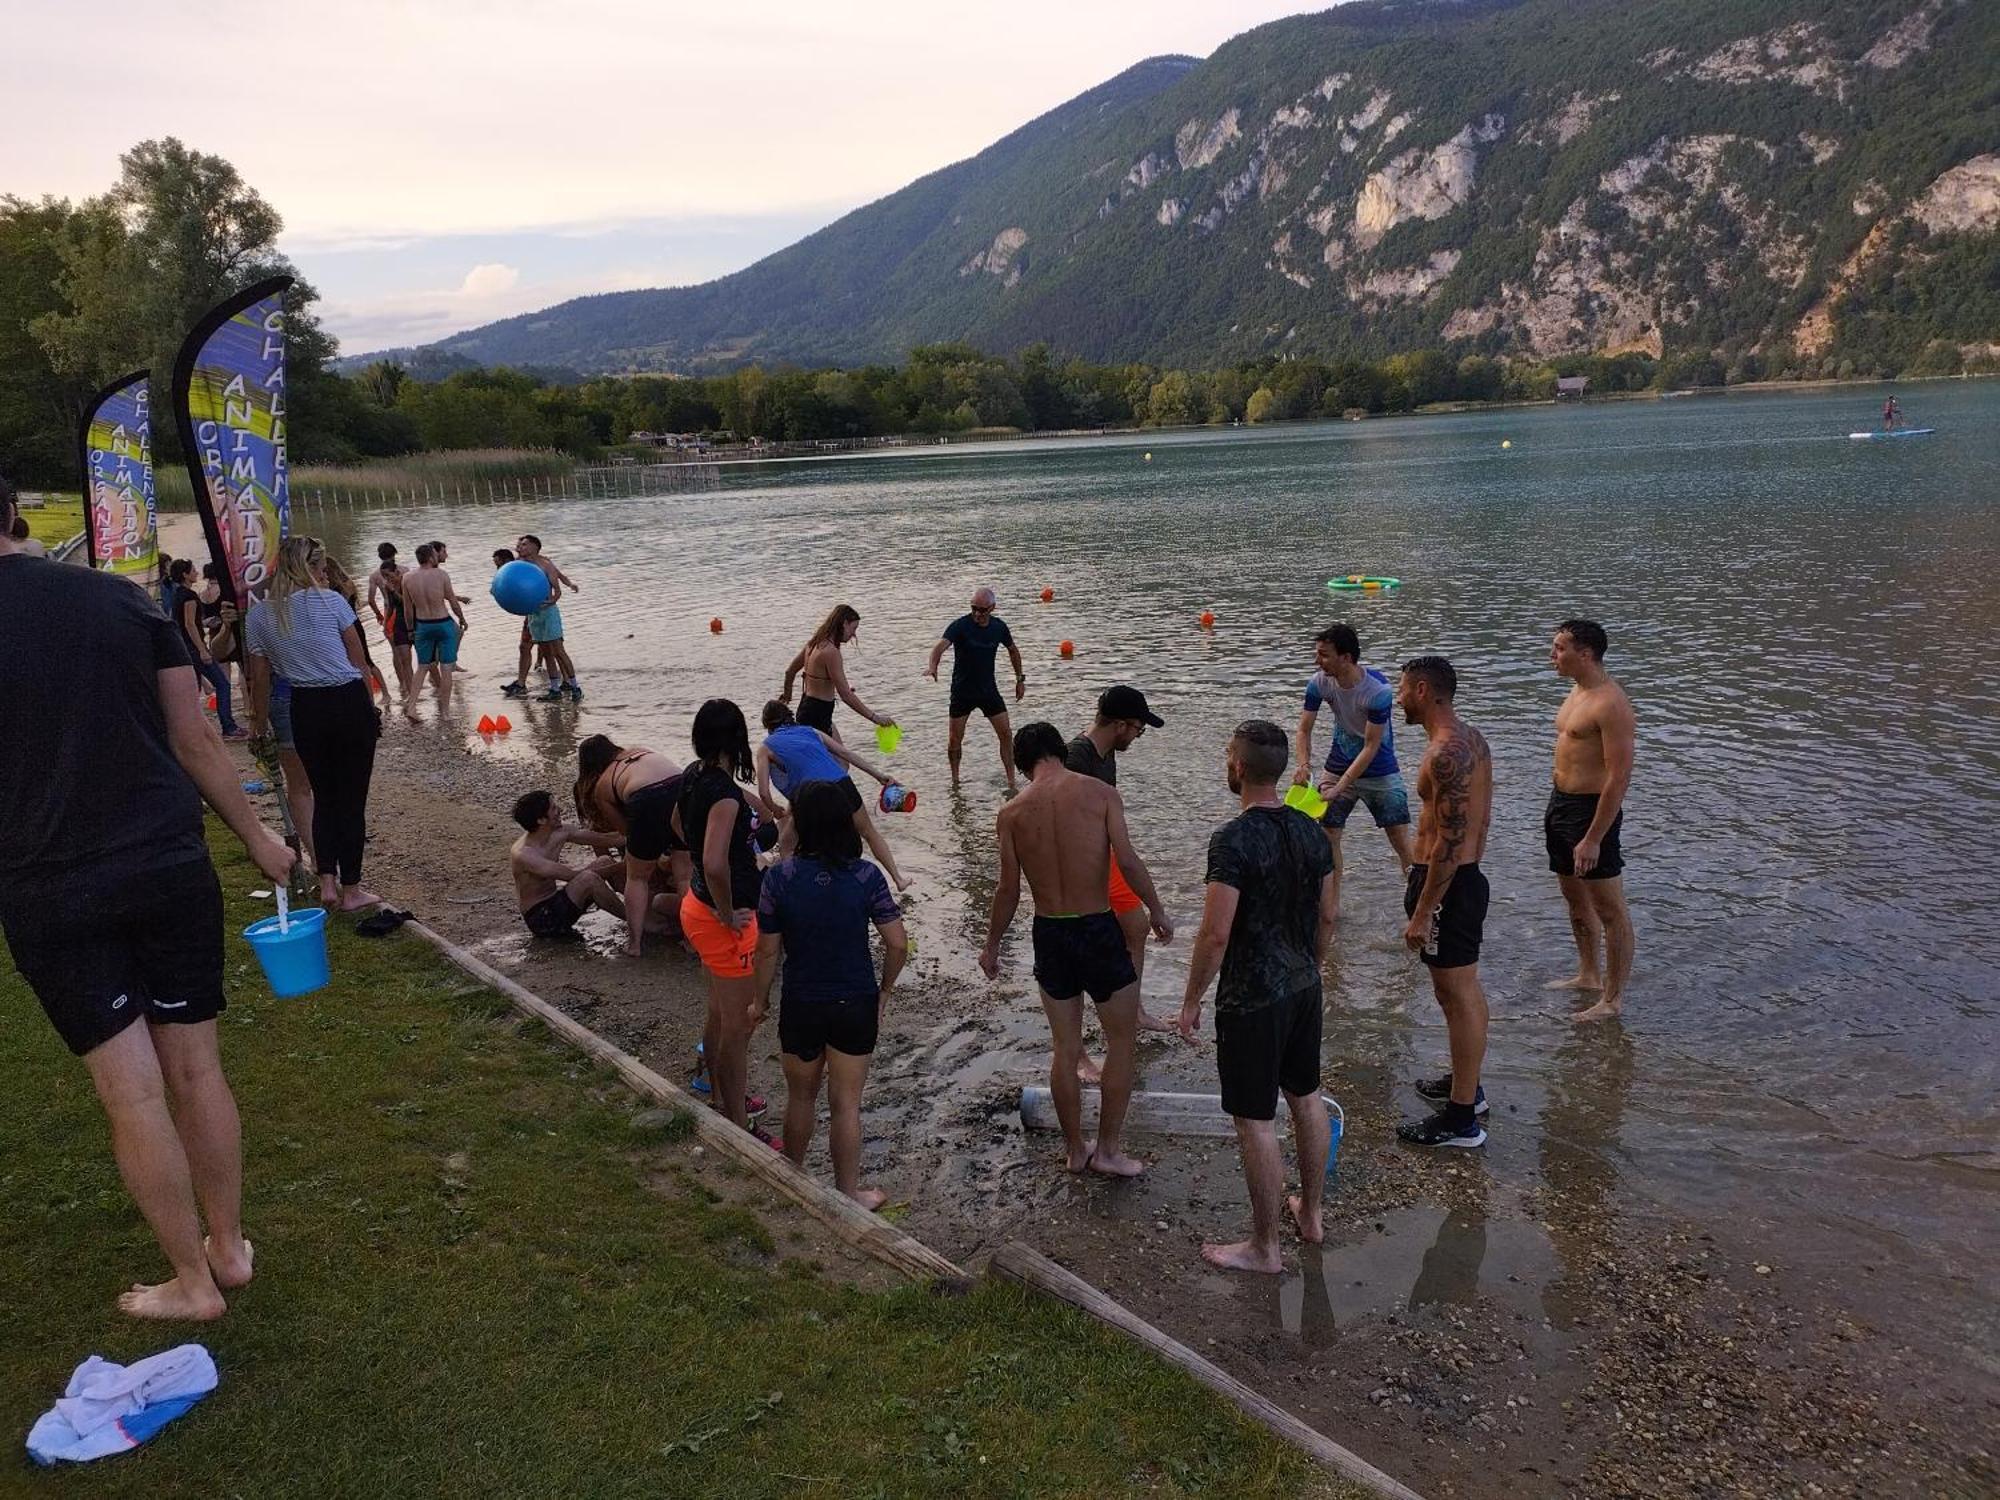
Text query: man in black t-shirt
925 587 1026 791
1177 719 1337 1275
0 476 294 1323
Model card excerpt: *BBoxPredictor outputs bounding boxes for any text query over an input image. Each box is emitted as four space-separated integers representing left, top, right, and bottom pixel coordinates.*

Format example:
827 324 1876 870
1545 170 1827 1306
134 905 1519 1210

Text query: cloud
458 262 520 298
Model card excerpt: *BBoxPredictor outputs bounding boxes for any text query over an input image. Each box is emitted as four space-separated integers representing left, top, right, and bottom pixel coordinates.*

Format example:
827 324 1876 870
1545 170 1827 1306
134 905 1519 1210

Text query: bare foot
892 873 911 893
1086 1147 1146 1179
205 1235 254 1289
1544 973 1603 991
846 1186 889 1212
118 1274 226 1321
1200 1239 1283 1274
337 886 383 912
1136 1005 1176 1035
1571 998 1624 1023
1076 1054 1104 1086
1065 1139 1096 1173
1287 1194 1323 1244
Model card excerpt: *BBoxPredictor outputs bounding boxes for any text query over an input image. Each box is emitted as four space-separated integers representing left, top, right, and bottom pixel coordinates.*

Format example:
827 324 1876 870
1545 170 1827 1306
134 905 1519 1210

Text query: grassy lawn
20 493 83 547
0 825 1353 1499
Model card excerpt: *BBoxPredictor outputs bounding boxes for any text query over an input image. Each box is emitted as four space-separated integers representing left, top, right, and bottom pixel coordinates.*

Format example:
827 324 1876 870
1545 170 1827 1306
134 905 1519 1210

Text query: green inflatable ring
1326 576 1402 592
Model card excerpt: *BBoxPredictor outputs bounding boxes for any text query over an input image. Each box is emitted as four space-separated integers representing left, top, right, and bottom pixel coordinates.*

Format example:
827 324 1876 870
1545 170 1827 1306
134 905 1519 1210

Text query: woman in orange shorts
677 698 774 1135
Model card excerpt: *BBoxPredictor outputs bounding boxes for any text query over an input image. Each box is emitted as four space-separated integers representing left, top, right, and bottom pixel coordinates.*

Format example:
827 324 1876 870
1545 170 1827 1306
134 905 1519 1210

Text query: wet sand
305 720 1992 1500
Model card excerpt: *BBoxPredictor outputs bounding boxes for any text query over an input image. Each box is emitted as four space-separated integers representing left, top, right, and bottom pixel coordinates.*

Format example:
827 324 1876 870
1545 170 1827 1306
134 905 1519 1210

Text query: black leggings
291 680 379 886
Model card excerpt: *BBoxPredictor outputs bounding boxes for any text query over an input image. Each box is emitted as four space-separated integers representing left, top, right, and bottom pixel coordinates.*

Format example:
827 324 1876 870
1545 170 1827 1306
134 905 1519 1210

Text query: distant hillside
363 0 2000 378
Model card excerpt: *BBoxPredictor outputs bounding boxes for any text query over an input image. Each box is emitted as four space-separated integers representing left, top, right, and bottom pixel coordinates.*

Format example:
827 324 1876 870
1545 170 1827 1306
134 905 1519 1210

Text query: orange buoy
476 715 496 734
1039 587 1054 603
1059 640 1075 658
1199 610 1215 629
205 694 217 711
494 715 512 733
709 617 723 634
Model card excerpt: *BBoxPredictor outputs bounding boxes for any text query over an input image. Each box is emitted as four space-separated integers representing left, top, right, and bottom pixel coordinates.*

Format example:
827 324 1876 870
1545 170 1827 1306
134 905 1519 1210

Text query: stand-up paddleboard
1848 428 1935 440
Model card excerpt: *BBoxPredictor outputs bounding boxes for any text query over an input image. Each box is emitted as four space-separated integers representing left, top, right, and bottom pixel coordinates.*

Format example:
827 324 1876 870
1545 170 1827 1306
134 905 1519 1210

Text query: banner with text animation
171 276 293 605
78 369 159 577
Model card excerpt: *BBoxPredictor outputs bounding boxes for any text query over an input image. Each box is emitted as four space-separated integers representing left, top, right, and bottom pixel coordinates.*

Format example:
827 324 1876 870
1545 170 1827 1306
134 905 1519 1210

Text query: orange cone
494 715 512 733
1059 640 1074 658
477 714 496 733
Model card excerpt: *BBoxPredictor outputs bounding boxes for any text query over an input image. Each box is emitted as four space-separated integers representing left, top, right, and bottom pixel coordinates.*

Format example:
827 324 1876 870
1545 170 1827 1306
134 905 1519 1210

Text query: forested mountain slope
382 0 2000 378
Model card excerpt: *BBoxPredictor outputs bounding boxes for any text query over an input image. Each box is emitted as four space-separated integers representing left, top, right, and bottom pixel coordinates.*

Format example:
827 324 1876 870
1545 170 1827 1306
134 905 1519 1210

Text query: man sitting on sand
509 789 631 939
1176 720 1337 1272
980 721 1172 1178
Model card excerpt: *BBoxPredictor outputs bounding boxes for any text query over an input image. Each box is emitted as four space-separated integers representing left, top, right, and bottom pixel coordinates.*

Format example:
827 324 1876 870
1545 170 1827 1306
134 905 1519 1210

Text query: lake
286 381 1999 1369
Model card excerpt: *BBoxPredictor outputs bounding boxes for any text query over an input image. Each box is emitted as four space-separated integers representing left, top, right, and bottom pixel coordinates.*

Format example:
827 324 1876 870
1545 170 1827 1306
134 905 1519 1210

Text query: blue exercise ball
490 559 551 616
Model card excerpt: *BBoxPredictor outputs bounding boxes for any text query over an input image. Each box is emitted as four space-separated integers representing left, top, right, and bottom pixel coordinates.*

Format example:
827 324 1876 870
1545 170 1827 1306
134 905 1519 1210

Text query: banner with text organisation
78 370 159 576
171 276 293 603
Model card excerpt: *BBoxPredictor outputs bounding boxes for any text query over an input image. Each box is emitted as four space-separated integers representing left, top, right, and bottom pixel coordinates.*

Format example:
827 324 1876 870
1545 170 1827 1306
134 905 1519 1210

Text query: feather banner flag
171 276 293 605
78 369 159 576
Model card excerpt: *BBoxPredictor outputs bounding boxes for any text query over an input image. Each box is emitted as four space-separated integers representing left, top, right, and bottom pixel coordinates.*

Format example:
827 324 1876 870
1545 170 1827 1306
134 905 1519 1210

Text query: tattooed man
1395 657 1494 1149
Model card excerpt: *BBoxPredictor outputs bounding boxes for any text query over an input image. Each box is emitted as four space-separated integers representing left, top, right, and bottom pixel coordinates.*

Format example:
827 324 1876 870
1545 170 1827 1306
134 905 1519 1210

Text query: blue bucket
242 907 330 998
1322 1094 1344 1178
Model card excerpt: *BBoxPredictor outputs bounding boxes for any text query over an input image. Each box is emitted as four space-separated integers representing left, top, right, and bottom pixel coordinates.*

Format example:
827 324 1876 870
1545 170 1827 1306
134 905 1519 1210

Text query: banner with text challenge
78 369 159 576
171 275 293 604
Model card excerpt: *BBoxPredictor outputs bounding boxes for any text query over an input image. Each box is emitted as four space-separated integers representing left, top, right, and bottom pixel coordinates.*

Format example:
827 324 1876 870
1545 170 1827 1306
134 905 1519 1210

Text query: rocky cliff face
401 0 2000 377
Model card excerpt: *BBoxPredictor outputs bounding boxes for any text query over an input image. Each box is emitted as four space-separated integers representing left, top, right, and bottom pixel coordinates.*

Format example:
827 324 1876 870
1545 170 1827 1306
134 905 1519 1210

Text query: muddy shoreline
263 718 1993 1500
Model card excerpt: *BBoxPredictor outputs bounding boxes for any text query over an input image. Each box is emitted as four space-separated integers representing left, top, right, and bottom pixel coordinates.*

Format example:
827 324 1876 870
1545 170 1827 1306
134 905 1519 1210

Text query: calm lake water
297 383 1998 1366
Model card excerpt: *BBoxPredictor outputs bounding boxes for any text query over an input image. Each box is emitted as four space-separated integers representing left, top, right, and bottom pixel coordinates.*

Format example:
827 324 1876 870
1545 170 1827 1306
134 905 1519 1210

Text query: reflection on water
298 382 1999 1359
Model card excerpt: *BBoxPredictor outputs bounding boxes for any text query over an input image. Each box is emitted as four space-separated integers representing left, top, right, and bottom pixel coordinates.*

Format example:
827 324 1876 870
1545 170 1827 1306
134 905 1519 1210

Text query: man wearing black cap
1068 686 1173 1054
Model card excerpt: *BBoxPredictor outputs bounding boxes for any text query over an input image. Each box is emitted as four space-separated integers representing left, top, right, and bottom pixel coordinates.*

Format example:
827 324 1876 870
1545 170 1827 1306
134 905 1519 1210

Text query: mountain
367 0 2000 378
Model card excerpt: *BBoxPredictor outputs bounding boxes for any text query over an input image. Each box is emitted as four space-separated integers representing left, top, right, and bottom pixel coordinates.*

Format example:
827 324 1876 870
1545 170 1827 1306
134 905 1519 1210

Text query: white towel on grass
26 1344 217 1465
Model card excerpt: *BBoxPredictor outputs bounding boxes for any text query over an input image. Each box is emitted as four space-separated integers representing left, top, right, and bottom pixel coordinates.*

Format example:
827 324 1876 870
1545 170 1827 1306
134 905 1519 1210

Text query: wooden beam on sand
404 920 966 1289
989 1243 1429 1500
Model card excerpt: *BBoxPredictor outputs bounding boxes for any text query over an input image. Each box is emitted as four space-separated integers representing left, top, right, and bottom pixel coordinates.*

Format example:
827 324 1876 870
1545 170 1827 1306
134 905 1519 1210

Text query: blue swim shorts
1322 773 1411 830
413 618 461 666
527 603 564 644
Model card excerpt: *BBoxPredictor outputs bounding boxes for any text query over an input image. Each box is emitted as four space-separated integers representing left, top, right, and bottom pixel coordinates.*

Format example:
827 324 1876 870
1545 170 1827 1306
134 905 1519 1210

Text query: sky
1 1 1316 355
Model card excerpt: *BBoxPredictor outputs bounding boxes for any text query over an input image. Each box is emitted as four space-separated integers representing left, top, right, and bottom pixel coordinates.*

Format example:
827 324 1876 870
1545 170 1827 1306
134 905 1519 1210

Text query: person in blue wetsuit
757 701 909 890
754 780 908 1209
1293 623 1413 908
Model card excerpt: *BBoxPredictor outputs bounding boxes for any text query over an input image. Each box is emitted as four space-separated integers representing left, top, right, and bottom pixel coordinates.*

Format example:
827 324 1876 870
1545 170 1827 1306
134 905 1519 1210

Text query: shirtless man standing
1396 656 1494 1150
979 721 1172 1178
513 535 582 700
508 789 627 938
1544 619 1636 1022
402 544 469 716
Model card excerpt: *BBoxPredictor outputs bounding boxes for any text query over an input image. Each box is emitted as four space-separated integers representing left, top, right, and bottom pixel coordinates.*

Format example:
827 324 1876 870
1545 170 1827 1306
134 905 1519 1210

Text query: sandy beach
278 715 1989 1500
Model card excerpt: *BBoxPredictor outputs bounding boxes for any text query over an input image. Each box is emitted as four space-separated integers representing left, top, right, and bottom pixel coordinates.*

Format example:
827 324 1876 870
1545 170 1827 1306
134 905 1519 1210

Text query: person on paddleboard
1883 395 1901 430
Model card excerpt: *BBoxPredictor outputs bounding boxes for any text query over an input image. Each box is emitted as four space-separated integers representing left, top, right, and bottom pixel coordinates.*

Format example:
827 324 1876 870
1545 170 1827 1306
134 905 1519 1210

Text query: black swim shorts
624 775 686 862
1404 863 1490 971
797 696 836 733
523 889 583 938
1544 788 1624 880
780 992 880 1062
1032 911 1137 1005
950 684 1008 721
1215 986 1324 1122
0 857 226 1056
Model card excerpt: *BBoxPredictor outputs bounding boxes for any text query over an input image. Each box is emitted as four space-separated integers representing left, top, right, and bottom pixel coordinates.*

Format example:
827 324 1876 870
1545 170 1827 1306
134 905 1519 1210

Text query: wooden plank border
404 919 966 1288
989 1242 1430 1500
